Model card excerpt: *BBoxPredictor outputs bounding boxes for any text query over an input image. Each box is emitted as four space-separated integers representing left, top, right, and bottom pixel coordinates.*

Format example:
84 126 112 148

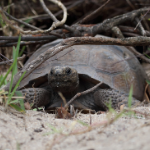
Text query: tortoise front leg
93 89 141 110
21 88 52 108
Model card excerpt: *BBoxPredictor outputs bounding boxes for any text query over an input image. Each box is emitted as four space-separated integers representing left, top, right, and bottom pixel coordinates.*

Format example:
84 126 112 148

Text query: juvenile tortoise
19 40 146 111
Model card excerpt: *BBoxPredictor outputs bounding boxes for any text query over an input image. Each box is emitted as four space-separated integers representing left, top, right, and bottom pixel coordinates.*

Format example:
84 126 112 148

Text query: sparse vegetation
0 35 25 112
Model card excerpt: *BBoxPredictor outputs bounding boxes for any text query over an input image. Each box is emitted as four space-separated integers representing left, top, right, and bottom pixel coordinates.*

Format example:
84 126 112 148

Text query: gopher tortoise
19 40 146 111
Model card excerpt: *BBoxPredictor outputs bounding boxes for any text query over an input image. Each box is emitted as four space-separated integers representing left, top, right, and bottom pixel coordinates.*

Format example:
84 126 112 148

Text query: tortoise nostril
55 71 61 76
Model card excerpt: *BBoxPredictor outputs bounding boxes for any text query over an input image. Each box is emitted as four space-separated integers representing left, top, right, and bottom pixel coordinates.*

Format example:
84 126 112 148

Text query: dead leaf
55 104 73 119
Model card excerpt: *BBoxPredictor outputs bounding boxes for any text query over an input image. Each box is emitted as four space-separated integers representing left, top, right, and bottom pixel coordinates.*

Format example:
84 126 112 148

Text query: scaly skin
94 89 141 110
21 88 52 108
21 88 141 110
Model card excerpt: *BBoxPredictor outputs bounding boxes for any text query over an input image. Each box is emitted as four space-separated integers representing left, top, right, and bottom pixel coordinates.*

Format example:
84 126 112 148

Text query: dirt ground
0 105 150 150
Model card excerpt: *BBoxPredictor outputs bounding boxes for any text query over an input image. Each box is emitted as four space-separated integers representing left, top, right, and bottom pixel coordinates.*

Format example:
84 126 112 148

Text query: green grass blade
0 35 25 113
0 35 21 88
15 91 25 111
106 98 115 113
19 46 26 57
9 99 21 104
16 142 21 150
0 14 5 27
9 91 25 111
8 35 21 94
48 124 61 133
77 120 88 127
7 2 11 15
128 85 133 108
9 46 17 94
13 46 18 75
145 54 150 59
146 80 150 85
20 19 32 28
0 60 17 88
14 34 21 70
19 99 25 111
10 104 25 113
7 71 26 104
16 35 21 59
4 78 7 85
0 75 3 83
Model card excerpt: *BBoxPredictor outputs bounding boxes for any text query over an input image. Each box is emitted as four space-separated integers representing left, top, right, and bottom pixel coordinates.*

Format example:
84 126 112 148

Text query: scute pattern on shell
19 40 146 101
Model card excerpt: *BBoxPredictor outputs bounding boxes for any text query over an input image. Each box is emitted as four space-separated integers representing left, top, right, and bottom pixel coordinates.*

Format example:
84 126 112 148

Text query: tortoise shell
19 40 146 100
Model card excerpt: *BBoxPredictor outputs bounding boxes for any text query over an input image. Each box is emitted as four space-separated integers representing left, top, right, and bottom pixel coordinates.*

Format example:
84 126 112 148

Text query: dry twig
72 7 150 36
40 0 72 32
79 0 111 24
20 0 84 22
0 54 26 65
0 0 67 35
0 7 150 47
112 26 150 63
4 11 40 30
119 25 150 36
64 82 103 108
134 7 150 31
134 17 146 36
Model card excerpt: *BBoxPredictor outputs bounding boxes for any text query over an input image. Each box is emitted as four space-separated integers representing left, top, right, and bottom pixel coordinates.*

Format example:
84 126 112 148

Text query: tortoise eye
66 68 71 75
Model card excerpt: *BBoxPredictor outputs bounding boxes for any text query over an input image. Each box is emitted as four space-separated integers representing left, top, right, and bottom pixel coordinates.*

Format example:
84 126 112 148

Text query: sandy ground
0 105 150 150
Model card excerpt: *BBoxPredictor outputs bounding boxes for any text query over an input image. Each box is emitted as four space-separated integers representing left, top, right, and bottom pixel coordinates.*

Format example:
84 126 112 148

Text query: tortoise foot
21 88 52 108
94 89 141 110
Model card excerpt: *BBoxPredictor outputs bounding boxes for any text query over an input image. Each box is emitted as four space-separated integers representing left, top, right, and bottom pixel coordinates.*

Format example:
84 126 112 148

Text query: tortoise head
48 66 79 93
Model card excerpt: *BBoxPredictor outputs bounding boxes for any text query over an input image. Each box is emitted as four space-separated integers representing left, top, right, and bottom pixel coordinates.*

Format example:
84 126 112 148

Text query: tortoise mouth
50 80 79 92
50 80 73 87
